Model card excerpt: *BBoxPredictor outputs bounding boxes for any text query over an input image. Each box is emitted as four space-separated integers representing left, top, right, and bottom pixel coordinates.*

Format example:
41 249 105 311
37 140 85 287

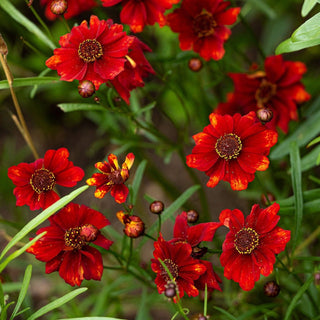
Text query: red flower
186 111 278 190
8 148 84 211
216 55 311 133
172 211 222 248
46 15 134 90
171 212 223 292
40 0 97 20
86 153 134 204
166 0 240 61
101 0 180 33
27 203 113 286
219 203 290 291
151 234 206 298
109 37 155 104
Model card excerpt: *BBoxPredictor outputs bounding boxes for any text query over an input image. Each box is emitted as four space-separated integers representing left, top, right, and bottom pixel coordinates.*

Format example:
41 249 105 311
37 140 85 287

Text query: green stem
158 214 162 235
203 283 208 317
126 237 133 269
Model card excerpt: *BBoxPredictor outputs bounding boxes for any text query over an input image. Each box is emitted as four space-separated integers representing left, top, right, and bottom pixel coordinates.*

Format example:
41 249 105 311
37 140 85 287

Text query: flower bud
188 58 203 72
186 209 199 223
314 271 320 286
264 280 280 297
78 80 95 98
149 200 164 215
164 281 177 299
256 108 273 124
261 192 276 206
50 0 68 15
80 224 99 242
191 314 210 320
191 246 207 259
0 33 8 56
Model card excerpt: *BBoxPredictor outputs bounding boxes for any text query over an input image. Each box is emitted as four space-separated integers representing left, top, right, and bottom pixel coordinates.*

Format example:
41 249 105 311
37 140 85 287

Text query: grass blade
129 160 147 206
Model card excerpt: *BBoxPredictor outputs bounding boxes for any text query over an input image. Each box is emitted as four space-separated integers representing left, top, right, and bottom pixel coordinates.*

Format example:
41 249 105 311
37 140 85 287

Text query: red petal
110 184 129 203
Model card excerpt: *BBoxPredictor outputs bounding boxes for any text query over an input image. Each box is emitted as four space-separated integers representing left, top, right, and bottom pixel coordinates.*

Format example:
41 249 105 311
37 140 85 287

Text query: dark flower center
255 78 277 107
160 258 179 281
64 227 87 250
234 227 259 254
78 39 103 63
193 11 216 38
30 168 55 194
215 133 242 160
108 170 124 185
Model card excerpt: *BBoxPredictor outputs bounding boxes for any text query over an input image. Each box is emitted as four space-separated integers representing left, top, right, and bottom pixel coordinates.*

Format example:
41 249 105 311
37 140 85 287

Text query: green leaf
270 97 320 160
306 135 320 148
59 318 127 320
300 144 320 172
280 199 320 215
57 103 106 113
277 188 320 207
9 265 32 320
284 275 313 320
0 232 45 273
26 288 87 320
129 160 147 206
246 0 277 19
0 0 55 50
0 77 59 90
275 12 320 54
290 142 303 250
0 185 88 262
213 307 237 320
302 0 319 17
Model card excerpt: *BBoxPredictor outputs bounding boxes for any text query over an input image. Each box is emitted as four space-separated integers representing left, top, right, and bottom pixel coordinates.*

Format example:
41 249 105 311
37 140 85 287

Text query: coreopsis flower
219 203 291 291
109 37 155 104
151 234 206 298
186 112 278 190
101 0 180 33
46 15 134 90
8 148 84 211
86 153 134 203
166 0 240 61
27 203 113 286
216 55 311 133
41 0 97 20
171 212 222 291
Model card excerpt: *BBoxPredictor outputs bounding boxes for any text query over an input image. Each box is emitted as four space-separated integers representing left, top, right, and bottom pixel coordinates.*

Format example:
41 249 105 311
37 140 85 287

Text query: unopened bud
264 280 280 297
164 281 177 299
256 108 273 124
191 246 207 259
186 209 199 223
188 58 203 72
80 224 99 242
314 271 320 286
0 33 8 56
261 192 276 206
149 201 164 215
191 314 210 320
120 214 145 238
50 0 68 15
78 80 95 98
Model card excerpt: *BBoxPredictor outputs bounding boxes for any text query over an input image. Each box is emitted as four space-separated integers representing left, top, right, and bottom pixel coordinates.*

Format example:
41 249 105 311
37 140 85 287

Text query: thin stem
126 237 133 269
143 233 157 241
158 214 162 236
203 283 208 317
0 53 39 159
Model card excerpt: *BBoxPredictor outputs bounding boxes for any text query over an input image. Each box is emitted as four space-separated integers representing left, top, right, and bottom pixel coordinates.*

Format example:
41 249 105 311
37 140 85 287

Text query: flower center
108 170 124 185
193 11 216 38
80 224 99 242
215 133 242 160
160 258 179 281
234 227 259 254
30 168 55 194
78 39 103 63
64 227 88 250
255 78 277 107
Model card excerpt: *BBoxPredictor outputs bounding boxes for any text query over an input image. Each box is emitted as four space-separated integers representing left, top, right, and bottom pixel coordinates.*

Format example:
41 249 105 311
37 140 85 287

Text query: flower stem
0 43 39 160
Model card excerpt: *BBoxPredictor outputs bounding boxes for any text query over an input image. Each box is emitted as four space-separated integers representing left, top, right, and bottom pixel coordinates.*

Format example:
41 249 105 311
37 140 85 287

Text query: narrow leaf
276 12 320 54
59 318 127 320
213 307 237 320
302 0 318 17
129 160 147 206
270 97 320 159
0 0 55 50
0 232 45 273
290 142 303 250
0 77 59 90
284 275 313 320
9 265 32 320
26 288 87 320
0 185 88 261
57 103 106 113
300 144 320 172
